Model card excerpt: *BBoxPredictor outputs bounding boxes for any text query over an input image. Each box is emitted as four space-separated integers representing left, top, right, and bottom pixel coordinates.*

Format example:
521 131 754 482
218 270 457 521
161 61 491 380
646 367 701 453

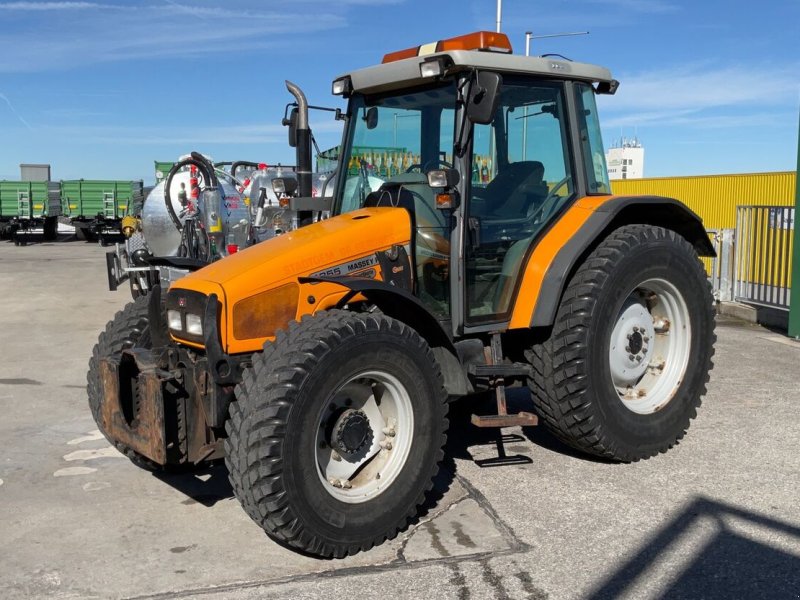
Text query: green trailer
154 161 176 183
0 180 61 242
61 179 145 243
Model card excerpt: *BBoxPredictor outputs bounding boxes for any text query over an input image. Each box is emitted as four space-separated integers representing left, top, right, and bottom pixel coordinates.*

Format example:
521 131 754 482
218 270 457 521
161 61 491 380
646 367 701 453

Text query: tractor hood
168 207 413 353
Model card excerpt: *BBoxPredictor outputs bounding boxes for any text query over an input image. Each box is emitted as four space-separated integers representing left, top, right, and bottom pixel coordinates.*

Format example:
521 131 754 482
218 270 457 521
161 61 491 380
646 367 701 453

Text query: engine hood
171 206 412 301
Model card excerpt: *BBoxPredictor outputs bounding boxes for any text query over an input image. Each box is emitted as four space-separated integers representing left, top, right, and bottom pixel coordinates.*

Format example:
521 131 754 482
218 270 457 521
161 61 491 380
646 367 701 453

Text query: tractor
88 31 715 558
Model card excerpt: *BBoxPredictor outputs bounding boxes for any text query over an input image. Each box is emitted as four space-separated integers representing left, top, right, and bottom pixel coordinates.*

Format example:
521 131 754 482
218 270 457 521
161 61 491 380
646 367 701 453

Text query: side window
576 84 611 194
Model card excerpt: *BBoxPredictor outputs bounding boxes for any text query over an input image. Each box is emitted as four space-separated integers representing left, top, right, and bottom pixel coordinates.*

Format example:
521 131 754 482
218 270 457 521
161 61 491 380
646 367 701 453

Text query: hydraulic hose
163 155 216 231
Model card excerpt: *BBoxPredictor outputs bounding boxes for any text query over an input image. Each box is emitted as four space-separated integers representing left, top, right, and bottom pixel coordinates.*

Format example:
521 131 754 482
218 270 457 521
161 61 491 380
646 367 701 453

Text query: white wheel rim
315 370 414 503
608 278 691 415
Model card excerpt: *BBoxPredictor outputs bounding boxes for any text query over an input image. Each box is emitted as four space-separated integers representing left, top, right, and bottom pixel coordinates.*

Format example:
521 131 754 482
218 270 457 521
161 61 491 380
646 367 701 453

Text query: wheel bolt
331 450 342 462
629 354 635 361
633 326 640 332
380 440 393 451
341 481 352 490
625 346 631 353
382 426 396 437
643 336 650 342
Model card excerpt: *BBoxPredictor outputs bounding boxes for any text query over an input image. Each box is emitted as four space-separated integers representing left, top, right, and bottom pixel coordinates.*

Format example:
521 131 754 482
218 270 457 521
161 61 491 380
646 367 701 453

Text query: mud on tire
225 310 448 558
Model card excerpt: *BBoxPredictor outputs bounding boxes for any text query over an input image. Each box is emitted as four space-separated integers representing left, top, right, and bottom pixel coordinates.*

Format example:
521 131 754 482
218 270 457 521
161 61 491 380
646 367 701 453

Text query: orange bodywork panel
508 195 615 329
169 207 412 355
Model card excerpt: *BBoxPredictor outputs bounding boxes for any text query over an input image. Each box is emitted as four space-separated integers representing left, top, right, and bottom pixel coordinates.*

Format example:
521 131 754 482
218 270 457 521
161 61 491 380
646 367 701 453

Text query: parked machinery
106 83 336 297
0 180 61 244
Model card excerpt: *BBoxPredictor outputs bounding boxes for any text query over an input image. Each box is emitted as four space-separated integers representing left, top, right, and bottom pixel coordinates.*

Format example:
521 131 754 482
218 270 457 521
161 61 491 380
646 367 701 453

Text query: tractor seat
484 161 547 218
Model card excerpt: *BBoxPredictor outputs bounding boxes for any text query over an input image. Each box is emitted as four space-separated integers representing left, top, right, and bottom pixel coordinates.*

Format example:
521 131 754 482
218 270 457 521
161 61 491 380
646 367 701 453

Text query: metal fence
734 205 795 310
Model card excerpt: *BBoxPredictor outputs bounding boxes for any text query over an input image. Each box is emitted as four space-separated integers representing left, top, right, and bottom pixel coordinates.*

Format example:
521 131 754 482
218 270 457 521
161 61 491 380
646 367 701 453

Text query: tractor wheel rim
315 370 414 503
608 278 691 415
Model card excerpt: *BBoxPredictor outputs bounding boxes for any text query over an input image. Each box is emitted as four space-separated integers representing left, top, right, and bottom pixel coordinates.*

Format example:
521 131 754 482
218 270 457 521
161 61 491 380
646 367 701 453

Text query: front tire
528 225 715 462
225 310 448 558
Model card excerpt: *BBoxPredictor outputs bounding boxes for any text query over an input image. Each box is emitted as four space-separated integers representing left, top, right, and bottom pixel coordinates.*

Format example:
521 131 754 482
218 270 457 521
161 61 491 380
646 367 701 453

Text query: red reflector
227 244 239 254
258 163 268 170
382 31 513 64
279 197 290 208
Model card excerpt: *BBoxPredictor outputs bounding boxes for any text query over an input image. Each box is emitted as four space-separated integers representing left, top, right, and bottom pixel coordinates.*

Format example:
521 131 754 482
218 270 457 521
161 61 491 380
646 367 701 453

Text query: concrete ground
0 239 798 600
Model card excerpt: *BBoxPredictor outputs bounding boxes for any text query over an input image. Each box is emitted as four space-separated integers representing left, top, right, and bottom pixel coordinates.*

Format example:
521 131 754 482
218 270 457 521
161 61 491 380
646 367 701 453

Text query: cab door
459 79 577 329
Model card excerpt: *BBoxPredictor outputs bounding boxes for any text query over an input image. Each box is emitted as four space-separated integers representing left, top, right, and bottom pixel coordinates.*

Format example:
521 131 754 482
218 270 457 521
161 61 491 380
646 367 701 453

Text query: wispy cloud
598 62 800 134
0 92 32 129
584 0 679 14
0 1 351 72
35 119 343 146
0 1 106 9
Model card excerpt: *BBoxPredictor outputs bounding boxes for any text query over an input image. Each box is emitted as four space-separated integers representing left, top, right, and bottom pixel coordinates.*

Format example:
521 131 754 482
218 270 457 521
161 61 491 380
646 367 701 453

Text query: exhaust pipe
285 80 312 225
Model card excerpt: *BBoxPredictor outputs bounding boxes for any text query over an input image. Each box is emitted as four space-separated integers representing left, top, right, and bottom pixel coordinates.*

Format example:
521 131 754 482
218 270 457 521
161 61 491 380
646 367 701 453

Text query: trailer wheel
86 296 160 471
225 310 448 558
527 224 715 462
43 217 58 241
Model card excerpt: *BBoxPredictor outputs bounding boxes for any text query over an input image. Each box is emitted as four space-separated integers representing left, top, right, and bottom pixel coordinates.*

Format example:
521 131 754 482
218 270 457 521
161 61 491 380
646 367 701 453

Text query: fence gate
734 205 795 310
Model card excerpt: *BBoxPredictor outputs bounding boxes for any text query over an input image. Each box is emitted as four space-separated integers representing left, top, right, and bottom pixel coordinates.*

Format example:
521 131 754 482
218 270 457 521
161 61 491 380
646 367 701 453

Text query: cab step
470 333 539 429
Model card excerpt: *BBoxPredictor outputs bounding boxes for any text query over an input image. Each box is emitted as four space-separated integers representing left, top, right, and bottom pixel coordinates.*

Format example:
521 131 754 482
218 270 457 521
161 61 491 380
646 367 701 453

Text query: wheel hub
332 409 373 457
609 298 655 387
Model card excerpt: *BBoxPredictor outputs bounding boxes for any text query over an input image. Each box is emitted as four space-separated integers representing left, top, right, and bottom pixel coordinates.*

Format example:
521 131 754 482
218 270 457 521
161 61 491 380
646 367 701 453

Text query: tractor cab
326 31 615 333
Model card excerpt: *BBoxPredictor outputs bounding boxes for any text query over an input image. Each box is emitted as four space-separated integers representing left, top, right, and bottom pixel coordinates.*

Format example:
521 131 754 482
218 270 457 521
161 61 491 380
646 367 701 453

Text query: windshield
336 83 457 215
333 83 458 316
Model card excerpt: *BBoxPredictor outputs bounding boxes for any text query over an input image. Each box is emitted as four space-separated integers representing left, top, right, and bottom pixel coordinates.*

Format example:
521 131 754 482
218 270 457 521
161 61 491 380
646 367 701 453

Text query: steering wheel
405 158 453 173
527 175 572 224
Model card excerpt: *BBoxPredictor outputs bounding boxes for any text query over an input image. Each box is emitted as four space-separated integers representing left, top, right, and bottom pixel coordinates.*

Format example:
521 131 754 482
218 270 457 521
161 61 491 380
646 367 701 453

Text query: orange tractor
88 31 715 557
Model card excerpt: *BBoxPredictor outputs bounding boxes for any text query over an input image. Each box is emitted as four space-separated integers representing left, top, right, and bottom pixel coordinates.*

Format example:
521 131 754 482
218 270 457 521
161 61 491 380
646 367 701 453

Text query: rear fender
512 195 715 329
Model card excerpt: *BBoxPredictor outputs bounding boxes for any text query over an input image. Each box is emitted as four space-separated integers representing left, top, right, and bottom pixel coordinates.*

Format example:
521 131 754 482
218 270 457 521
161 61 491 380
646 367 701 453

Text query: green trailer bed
0 180 60 241
61 179 144 243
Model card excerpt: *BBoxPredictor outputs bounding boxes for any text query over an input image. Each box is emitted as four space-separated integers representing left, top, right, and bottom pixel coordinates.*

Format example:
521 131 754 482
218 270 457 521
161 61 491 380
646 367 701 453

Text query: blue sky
0 0 797 183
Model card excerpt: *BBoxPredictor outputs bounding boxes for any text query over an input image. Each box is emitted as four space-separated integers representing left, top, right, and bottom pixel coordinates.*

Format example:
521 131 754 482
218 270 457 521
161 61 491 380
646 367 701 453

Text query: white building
605 137 644 180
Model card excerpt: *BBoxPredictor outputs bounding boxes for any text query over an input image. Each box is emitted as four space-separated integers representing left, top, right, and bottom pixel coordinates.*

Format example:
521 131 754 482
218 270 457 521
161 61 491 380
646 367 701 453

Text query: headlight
332 76 352 96
167 309 183 331
185 313 203 336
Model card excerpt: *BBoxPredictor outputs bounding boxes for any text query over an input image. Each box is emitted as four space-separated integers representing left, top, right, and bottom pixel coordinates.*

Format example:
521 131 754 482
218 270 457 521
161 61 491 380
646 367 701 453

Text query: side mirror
364 107 379 130
466 71 502 125
287 108 298 148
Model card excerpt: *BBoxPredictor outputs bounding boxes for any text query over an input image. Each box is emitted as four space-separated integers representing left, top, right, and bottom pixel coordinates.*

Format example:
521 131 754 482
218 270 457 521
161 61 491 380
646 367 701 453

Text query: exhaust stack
285 80 312 224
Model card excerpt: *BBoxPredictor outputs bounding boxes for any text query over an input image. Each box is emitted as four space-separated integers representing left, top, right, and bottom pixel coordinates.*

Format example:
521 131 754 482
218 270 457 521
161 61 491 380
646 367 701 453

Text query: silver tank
141 171 242 257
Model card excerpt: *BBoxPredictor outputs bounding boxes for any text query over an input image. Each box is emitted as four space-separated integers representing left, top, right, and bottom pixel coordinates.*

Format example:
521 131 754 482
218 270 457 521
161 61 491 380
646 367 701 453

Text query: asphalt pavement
0 238 798 599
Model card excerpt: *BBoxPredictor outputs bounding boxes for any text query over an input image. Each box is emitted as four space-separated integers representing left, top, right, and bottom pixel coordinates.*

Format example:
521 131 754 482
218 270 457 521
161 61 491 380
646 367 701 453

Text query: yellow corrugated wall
611 171 796 230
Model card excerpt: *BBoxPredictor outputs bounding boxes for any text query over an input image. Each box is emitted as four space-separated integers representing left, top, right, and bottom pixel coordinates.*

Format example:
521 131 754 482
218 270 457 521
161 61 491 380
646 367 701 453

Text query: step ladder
103 192 117 219
471 332 539 428
17 191 32 220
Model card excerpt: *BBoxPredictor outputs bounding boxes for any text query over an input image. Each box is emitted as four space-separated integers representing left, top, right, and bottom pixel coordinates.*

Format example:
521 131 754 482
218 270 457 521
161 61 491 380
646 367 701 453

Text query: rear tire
86 296 160 471
527 224 715 462
225 310 448 557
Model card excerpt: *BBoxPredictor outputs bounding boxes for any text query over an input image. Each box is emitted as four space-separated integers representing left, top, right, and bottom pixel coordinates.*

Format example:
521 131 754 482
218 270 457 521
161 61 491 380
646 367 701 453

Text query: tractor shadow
152 459 233 507
446 387 614 466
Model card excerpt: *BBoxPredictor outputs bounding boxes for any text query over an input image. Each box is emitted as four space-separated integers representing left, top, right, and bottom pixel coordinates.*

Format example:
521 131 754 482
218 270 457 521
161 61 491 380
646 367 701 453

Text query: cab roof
335 32 616 97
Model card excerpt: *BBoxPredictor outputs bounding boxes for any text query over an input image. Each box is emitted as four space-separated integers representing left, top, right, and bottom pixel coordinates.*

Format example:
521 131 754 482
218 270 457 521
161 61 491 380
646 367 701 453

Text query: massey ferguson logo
178 297 187 307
